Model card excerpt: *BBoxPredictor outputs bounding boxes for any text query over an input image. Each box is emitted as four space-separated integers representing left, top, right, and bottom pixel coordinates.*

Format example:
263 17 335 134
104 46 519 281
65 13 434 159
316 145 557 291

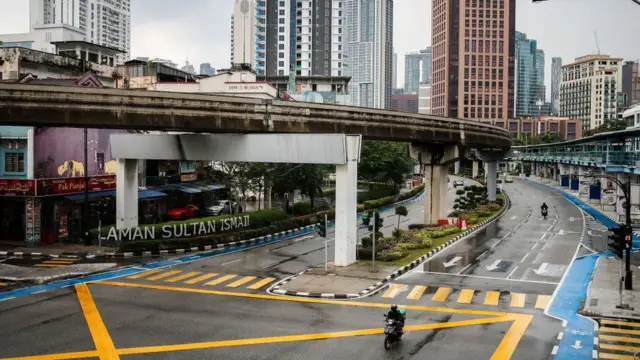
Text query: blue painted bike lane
524 179 636 359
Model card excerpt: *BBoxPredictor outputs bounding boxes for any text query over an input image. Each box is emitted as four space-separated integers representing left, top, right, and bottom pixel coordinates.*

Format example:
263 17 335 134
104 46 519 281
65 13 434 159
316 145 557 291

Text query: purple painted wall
34 128 129 178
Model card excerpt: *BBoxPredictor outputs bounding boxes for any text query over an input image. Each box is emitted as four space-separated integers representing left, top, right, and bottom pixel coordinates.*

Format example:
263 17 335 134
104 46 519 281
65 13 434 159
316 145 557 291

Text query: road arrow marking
510 216 517 220
533 263 549 275
587 230 592 236
485 260 502 271
571 340 582 349
443 256 462 268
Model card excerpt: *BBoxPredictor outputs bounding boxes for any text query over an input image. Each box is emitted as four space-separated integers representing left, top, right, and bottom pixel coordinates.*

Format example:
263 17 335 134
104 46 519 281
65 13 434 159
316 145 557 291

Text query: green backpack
398 308 407 320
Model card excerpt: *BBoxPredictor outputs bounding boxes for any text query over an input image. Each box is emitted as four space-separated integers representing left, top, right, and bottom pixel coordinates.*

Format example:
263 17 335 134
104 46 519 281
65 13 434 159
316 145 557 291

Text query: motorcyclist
386 304 405 334
541 202 548 211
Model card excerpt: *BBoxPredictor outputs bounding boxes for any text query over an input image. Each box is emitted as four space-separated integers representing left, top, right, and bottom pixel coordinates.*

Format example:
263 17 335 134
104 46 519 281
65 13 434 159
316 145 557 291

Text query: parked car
453 180 464 187
505 176 514 183
496 179 503 184
166 205 200 220
205 200 242 216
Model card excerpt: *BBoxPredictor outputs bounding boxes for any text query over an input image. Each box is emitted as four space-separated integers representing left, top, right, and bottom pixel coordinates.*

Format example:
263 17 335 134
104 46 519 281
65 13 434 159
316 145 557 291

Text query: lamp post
588 172 633 290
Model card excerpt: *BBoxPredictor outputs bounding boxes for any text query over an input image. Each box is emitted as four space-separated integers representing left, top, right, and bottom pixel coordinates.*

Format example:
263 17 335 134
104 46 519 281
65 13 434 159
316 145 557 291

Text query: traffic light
609 225 627 259
317 218 327 238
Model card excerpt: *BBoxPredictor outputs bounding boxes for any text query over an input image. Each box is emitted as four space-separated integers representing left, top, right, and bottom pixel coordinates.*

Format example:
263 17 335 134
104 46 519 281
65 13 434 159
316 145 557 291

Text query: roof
50 41 126 54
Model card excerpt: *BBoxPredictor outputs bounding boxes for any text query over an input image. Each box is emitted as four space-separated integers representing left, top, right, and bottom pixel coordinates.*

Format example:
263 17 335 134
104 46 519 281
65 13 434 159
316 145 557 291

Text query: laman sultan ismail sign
104 215 251 242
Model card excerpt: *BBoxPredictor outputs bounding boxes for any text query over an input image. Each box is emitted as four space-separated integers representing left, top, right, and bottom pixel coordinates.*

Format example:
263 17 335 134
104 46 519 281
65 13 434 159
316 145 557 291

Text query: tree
395 205 408 229
359 141 415 190
285 164 330 212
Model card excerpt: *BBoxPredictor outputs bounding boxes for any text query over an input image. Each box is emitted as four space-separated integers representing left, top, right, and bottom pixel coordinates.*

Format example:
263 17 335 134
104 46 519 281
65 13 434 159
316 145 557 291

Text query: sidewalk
1 243 117 257
582 256 640 320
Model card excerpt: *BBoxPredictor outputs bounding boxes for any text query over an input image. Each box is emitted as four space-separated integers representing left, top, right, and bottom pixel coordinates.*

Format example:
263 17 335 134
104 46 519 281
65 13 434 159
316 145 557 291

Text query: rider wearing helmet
386 304 405 334
541 202 548 211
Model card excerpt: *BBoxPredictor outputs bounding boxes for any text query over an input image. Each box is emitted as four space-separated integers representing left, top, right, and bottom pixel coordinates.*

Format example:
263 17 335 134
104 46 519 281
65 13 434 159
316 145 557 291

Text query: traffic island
268 191 509 299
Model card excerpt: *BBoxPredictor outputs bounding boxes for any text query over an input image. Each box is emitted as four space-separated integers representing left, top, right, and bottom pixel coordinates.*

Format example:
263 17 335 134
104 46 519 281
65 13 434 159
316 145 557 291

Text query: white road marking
221 259 242 266
520 253 530 263
418 271 558 285
457 264 472 274
531 243 539 250
506 266 519 279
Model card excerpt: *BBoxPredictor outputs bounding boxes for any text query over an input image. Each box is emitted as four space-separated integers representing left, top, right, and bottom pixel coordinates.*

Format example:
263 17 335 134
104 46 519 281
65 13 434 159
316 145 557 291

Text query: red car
166 205 200 220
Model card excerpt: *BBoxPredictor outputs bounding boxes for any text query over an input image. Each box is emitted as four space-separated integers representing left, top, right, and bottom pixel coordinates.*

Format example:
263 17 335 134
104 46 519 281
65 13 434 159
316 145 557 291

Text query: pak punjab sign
104 215 251 242
37 175 116 196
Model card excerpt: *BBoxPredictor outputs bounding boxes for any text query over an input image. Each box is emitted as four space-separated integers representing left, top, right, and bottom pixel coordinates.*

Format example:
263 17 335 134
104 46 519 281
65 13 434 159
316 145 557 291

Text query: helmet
391 304 398 311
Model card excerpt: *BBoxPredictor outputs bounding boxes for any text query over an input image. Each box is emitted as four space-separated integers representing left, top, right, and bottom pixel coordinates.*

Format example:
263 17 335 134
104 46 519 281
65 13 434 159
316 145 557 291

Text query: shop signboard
104 215 251 242
180 161 197 174
0 179 36 196
36 175 116 196
180 173 198 182
25 197 41 246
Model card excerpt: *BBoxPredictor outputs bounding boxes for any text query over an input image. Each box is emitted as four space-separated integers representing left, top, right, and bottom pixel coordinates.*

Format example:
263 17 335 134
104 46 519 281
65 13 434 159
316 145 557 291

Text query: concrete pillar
454 161 460 175
487 161 498 201
423 164 448 224
484 162 489 179
519 161 524 174
334 136 359 267
472 161 479 178
116 158 139 229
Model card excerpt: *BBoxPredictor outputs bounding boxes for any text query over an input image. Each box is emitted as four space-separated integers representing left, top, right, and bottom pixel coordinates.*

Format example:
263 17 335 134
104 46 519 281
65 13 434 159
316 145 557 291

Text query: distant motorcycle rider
541 202 549 212
386 304 405 334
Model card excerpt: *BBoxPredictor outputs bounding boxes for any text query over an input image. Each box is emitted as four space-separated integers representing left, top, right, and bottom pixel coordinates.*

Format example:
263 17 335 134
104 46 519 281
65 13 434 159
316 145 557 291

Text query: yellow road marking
165 272 201 283
432 287 451 302
0 350 99 360
43 260 75 264
227 276 257 288
147 270 182 281
97 281 513 317
127 269 163 279
75 284 119 360
534 295 551 309
599 353 636 359
184 273 217 285
600 343 640 352
457 289 475 304
34 264 64 267
247 277 276 289
489 313 533 360
205 274 236 286
601 326 640 336
601 319 640 328
600 334 640 343
510 293 525 308
407 285 427 300
484 291 500 306
382 284 404 298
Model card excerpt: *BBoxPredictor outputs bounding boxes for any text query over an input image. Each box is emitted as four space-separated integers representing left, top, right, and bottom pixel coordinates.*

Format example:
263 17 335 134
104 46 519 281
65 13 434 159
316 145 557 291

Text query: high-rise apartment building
231 0 257 67
392 51 398 89
431 0 515 120
344 0 393 109
550 57 562 115
29 0 131 64
514 32 545 117
404 48 432 94
559 54 622 130
621 61 640 107
254 0 343 78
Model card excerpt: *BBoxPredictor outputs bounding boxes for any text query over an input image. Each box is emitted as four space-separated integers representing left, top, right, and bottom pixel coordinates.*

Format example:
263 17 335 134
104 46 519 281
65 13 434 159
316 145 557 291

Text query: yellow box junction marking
484 291 500 306
406 285 427 300
534 295 550 309
147 270 182 281
382 284 405 298
432 287 451 302
598 353 637 359
601 326 640 336
165 272 201 283
600 334 640 344
205 274 236 286
184 273 217 284
0 280 534 360
247 277 276 289
601 319 640 328
510 293 525 308
75 284 120 360
127 269 162 279
227 276 257 288
457 289 475 304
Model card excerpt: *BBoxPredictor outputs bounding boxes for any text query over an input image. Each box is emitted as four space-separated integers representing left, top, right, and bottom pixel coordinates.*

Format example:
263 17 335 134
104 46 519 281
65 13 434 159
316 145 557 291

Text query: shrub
323 189 336 197
449 211 462 217
455 189 465 196
421 238 433 248
363 196 395 210
292 201 312 215
477 211 491 217
357 185 397 203
378 250 407 262
468 215 479 224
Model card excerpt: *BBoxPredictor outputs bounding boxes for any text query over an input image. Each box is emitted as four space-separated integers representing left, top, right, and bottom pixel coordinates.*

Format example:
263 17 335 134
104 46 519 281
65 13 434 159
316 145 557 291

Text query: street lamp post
588 172 633 290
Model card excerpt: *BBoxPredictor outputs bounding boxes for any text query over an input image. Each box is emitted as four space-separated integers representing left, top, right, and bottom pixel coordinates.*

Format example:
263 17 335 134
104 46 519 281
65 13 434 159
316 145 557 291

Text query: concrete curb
267 189 510 299
0 188 427 261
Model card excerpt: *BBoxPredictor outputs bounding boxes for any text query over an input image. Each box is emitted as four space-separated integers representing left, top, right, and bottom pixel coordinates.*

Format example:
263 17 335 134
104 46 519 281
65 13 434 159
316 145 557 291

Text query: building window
4 152 24 173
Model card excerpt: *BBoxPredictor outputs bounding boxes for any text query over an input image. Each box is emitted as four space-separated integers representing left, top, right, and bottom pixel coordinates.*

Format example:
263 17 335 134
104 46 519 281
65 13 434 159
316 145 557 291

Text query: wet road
398 179 599 297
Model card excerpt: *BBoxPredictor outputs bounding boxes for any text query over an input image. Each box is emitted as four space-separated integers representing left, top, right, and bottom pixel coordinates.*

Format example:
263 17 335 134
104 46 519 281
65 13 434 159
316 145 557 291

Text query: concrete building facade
231 0 257 67
391 94 419 113
551 57 562 115
418 83 432 114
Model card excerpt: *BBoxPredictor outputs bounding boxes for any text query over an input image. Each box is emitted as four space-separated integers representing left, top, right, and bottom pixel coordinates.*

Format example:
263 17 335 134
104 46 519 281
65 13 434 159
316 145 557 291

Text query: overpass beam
410 144 459 224
476 149 510 201
116 158 139 229
334 135 360 267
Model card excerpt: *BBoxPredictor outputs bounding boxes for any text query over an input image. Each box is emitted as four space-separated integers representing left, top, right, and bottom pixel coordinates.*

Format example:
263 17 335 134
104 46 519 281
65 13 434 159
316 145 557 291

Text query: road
0 177 561 359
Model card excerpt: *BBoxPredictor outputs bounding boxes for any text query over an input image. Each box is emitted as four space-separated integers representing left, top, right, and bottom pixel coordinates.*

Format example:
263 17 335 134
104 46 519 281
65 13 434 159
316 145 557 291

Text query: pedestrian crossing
125 269 277 291
598 319 640 359
379 283 551 311
34 258 80 268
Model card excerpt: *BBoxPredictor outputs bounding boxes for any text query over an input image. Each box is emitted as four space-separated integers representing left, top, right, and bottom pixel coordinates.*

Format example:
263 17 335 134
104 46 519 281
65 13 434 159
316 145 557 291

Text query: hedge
92 209 287 244
118 210 336 252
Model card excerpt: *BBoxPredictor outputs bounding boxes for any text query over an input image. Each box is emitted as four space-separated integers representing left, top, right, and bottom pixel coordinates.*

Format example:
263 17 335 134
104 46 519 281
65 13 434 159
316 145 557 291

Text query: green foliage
292 201 312 216
395 205 408 217
367 211 384 232
454 185 488 211
357 185 397 203
512 132 562 146
358 140 416 189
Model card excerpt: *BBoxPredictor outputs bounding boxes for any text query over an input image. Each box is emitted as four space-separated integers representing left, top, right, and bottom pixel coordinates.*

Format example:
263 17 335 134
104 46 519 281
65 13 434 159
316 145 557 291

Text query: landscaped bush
357 185 397 203
292 201 312 216
363 196 396 210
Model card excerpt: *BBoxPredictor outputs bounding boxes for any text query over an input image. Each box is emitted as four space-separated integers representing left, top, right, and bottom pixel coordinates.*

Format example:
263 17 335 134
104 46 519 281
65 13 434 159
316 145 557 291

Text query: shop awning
153 183 202 194
64 189 168 201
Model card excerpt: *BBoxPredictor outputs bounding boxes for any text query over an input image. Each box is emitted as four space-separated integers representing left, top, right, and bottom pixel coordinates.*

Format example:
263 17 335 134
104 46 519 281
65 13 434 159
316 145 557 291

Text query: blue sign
589 185 601 200
561 175 570 187
570 179 579 191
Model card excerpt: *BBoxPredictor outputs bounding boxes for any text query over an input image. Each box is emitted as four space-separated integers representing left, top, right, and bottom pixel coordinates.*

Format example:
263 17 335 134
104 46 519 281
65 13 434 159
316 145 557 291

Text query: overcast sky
1 0 638 98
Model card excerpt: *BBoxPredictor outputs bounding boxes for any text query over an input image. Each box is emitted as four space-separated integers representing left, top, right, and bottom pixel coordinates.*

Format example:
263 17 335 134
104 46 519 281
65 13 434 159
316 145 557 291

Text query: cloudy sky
1 0 638 97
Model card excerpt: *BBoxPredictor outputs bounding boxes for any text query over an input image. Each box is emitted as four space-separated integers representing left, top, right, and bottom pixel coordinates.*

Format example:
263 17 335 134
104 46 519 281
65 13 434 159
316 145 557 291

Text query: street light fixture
587 171 633 290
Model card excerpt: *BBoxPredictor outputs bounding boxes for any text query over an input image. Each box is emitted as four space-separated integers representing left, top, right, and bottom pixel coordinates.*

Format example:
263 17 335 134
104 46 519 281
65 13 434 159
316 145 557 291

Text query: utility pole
83 127 90 245
625 173 633 290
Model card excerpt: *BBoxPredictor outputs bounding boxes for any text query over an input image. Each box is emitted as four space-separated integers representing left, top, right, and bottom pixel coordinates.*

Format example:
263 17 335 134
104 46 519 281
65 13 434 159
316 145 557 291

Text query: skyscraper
392 51 398 89
344 0 393 109
231 0 256 67
514 32 545 117
550 57 562 115
29 0 131 64
253 0 343 78
431 0 515 120
404 48 432 94
200 63 216 76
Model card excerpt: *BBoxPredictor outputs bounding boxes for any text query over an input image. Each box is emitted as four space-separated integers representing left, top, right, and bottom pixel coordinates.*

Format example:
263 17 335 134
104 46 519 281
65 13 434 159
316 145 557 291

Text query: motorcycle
383 315 403 350
541 208 548 220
